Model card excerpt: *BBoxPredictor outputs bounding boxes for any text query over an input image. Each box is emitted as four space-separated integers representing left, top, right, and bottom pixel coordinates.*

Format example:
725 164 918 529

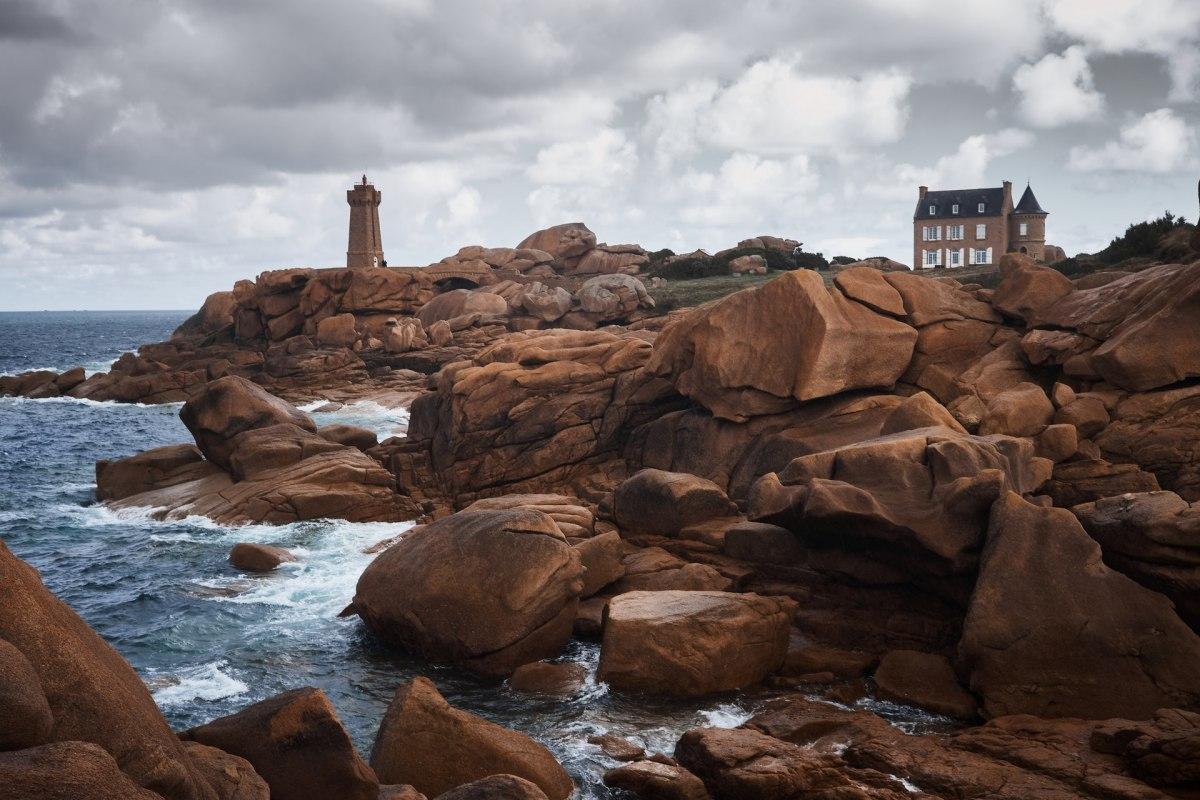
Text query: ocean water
0 310 831 798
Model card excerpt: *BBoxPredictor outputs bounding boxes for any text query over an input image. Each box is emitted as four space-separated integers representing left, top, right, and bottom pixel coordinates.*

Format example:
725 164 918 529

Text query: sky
1 0 1198 310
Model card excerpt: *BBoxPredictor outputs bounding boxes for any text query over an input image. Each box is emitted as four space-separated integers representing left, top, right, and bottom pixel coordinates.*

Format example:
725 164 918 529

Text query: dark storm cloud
0 0 80 42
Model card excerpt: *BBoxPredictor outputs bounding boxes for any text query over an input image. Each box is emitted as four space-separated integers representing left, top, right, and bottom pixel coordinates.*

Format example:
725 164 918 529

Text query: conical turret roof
1014 183 1047 215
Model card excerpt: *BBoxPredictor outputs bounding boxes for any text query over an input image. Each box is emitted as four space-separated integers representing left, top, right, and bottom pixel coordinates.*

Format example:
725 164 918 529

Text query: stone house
913 180 1049 269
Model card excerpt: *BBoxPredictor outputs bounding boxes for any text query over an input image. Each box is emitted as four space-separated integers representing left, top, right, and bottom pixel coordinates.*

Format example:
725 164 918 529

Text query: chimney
918 185 928 200
1002 180 1012 207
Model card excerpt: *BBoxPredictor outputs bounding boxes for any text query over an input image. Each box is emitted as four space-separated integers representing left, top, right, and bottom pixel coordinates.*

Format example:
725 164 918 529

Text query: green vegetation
648 272 779 311
1093 211 1189 264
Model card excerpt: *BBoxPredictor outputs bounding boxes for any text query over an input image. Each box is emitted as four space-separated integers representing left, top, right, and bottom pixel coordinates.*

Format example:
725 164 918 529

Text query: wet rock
0 541 217 800
613 469 738 537
602 759 710 800
873 649 977 720
0 741 164 800
432 775 549 800
182 687 378 800
588 733 645 762
352 509 583 676
598 590 794 696
369 677 572 800
647 270 917 421
574 596 607 638
228 542 296 572
959 492 1200 719
316 423 379 451
508 661 588 696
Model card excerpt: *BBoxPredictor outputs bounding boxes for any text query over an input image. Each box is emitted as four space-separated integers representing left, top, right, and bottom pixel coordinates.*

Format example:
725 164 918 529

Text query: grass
648 271 780 311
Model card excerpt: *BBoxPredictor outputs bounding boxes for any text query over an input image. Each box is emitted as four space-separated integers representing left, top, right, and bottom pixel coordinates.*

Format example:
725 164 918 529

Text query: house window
949 249 961 267
929 204 936 215
1019 222 1028 236
948 224 963 240
976 223 986 239
922 225 941 241
952 204 959 214
975 248 990 264
977 202 985 213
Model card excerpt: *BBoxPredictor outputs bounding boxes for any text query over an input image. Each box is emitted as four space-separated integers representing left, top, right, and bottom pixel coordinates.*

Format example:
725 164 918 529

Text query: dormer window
952 204 959 214
977 202 985 213
929 204 935 215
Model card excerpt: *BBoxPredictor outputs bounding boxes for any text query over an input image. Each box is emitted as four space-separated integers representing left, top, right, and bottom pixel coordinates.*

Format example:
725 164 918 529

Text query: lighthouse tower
346 175 384 269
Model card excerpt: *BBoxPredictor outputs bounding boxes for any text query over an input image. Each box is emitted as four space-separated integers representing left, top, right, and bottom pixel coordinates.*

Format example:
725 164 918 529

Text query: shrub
792 250 830 270
831 255 858 266
1095 211 1188 264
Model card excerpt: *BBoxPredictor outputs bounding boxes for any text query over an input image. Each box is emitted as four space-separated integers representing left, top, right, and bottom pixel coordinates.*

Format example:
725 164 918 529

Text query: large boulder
351 509 584 676
0 741 165 800
959 492 1200 719
872 649 977 719
182 687 378 800
416 289 509 328
516 223 597 270
990 253 1074 322
612 469 738 536
575 274 654 322
174 290 237 338
369 677 572 799
179 375 317 471
1097 385 1200 500
434 775 550 800
517 283 573 322
182 742 269 800
1072 491 1200 630
597 590 794 696
647 270 917 421
0 541 219 800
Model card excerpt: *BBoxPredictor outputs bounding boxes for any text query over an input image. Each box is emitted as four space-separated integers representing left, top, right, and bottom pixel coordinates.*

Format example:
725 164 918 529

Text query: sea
0 310 938 797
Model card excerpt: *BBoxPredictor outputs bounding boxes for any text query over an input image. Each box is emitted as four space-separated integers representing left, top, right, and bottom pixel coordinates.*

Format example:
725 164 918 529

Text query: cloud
1012 46 1104 127
674 152 819 228
527 129 638 187
1046 0 1200 100
862 129 1035 202
1068 108 1195 173
646 56 912 160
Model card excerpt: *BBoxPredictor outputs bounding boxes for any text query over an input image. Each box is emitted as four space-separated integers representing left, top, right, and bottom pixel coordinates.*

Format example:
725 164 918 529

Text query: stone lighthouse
346 175 384 269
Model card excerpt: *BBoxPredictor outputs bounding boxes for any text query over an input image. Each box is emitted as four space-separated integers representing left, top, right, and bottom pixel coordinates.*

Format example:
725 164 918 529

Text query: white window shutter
986 247 993 264
959 248 965 266
968 248 976 265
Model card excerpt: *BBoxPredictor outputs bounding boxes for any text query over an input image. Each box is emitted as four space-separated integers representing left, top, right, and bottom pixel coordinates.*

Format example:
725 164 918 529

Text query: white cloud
1012 46 1104 127
675 152 819 227
1046 0 1200 100
863 129 1035 201
644 56 912 161
526 129 638 187
1069 108 1195 173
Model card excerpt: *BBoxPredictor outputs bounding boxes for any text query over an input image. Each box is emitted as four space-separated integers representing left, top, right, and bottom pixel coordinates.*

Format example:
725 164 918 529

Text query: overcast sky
1 0 1198 310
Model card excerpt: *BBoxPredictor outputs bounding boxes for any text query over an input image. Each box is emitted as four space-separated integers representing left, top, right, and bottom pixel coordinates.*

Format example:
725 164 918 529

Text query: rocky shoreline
3 222 1200 799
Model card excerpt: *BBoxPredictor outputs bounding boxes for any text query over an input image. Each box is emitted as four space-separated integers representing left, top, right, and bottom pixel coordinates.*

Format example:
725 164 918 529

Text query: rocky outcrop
387 328 678 507
434 775 550 800
597 590 794 696
748 428 1051 588
1097 384 1200 500
959 492 1200 719
350 509 583 676
648 270 918 421
872 649 977 719
1023 262 1200 392
1072 490 1200 630
98 377 415 524
602 760 709 800
516 223 597 272
182 687 378 800
369 677 572 799
0 541 226 800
